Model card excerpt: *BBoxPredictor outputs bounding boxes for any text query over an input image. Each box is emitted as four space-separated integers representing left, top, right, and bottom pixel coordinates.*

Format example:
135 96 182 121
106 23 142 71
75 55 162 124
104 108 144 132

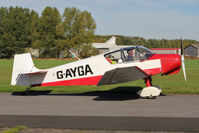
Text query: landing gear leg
25 86 32 95
137 76 162 99
145 76 152 87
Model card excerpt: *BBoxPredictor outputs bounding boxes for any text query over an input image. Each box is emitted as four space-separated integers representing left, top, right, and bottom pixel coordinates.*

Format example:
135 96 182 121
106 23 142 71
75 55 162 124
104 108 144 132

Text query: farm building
150 48 181 55
184 44 199 57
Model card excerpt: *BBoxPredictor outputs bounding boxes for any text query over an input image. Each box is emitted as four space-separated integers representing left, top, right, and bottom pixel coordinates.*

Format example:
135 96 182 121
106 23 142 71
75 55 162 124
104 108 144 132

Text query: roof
150 48 180 50
92 36 117 49
184 44 199 49
92 43 111 49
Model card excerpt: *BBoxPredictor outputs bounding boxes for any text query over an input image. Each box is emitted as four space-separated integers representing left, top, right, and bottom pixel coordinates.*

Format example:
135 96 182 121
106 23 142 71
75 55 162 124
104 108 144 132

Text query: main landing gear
137 76 162 99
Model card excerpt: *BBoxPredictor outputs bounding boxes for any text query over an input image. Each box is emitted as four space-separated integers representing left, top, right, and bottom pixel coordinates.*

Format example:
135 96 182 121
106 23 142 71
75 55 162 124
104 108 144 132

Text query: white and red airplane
11 42 186 98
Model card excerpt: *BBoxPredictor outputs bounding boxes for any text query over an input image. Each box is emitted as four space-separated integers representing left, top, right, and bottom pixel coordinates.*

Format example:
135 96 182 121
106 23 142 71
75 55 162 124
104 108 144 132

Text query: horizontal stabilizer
23 70 48 75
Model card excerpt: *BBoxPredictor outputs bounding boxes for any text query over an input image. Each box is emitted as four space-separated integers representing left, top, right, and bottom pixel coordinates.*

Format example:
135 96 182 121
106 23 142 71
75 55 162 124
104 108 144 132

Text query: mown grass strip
0 126 26 133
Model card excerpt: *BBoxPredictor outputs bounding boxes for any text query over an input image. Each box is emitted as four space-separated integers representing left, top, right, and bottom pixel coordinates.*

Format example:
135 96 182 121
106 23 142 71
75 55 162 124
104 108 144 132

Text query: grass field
0 58 199 94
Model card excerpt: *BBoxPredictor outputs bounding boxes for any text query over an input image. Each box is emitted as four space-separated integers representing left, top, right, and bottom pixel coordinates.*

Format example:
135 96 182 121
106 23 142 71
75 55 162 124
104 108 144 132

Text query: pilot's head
127 49 133 56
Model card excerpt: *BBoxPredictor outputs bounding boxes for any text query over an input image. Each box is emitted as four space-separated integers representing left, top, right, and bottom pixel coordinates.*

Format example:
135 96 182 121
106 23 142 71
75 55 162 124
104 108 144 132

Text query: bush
79 44 98 58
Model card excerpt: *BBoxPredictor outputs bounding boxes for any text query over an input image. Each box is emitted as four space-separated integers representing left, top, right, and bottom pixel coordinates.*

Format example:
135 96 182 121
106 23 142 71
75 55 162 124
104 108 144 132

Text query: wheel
137 86 162 98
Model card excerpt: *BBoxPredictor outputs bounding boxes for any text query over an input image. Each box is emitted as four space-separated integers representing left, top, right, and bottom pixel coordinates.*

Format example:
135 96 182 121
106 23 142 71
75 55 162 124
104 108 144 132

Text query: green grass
0 126 26 133
0 58 199 94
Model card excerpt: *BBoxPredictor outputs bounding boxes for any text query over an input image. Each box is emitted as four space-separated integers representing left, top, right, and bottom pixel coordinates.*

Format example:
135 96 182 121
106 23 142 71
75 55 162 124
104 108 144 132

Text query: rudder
11 53 35 86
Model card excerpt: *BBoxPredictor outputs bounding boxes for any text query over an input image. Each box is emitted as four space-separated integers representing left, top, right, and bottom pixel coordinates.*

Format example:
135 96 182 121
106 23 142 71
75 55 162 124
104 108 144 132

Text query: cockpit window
104 46 153 64
104 50 121 64
122 47 138 62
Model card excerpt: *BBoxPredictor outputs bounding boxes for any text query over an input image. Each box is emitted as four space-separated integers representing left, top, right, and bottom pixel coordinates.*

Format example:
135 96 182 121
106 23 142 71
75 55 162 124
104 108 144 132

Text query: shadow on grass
11 86 166 101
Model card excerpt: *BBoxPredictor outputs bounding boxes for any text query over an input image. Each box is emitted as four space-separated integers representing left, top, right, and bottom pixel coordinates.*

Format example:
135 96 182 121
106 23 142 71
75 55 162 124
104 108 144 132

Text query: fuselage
30 51 181 87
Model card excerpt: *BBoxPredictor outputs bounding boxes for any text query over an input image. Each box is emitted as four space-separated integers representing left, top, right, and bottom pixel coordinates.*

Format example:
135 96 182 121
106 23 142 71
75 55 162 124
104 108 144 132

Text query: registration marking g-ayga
56 64 93 79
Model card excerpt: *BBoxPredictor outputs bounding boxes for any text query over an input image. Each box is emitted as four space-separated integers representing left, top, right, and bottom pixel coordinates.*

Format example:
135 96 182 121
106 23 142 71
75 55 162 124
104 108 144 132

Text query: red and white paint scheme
11 45 186 98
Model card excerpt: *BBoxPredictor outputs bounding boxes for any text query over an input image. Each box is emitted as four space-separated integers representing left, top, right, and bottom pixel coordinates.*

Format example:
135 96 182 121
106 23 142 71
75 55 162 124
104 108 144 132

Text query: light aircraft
11 40 186 98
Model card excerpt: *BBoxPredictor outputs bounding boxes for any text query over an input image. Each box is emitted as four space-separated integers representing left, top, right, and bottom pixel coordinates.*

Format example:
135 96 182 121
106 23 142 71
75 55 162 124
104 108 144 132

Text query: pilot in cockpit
126 49 134 61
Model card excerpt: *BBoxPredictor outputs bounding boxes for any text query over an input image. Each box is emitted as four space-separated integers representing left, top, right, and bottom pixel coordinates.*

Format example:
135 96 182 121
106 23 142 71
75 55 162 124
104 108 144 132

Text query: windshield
137 46 153 60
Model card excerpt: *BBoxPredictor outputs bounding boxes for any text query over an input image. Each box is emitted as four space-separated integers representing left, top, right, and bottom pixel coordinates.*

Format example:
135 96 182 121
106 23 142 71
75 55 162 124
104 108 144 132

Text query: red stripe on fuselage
33 75 103 86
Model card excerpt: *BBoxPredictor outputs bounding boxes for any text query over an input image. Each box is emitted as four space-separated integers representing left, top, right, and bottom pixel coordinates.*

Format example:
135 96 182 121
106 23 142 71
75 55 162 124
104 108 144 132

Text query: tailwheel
24 86 32 96
137 76 162 99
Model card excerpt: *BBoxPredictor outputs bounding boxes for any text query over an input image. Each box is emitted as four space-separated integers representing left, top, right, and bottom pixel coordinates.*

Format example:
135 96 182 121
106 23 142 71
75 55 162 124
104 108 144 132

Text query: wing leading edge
97 66 148 86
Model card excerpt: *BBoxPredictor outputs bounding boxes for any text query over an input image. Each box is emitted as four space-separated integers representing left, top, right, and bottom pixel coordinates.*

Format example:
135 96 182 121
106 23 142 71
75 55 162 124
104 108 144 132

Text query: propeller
180 37 187 82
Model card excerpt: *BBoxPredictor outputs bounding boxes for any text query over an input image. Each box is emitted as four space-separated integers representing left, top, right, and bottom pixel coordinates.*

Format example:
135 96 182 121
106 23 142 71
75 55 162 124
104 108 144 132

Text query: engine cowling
149 54 181 75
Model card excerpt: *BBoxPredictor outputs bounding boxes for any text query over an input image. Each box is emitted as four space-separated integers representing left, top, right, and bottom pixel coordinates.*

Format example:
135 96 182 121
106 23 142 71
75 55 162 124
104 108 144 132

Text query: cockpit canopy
104 46 153 64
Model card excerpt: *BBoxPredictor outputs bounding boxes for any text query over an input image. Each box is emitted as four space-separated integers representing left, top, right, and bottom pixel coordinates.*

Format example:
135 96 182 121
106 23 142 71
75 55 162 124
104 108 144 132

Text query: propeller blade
181 55 187 82
181 36 183 55
180 37 187 82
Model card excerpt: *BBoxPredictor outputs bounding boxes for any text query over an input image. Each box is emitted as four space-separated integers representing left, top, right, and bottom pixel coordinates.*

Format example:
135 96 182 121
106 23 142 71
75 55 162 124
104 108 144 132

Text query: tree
0 7 32 58
62 7 96 55
80 44 97 58
94 35 199 49
0 7 8 57
32 7 62 58
30 10 39 48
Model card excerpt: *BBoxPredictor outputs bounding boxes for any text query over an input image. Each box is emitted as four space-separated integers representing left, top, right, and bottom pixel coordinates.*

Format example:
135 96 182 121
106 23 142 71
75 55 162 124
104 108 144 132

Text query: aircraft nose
161 54 181 75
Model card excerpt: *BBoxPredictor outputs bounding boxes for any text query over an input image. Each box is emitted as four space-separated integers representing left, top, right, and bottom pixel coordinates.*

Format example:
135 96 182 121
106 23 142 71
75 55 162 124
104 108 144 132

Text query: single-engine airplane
11 40 186 98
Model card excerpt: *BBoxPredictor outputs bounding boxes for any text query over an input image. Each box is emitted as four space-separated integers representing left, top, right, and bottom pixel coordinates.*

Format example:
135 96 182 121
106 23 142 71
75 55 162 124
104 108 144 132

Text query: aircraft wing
97 66 148 86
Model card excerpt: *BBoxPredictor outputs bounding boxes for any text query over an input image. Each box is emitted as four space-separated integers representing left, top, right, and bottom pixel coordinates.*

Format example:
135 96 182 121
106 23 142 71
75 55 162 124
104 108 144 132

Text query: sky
0 0 199 41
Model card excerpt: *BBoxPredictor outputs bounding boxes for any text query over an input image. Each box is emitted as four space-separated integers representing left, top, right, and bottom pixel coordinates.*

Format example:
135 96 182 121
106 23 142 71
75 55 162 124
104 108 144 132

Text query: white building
92 36 133 54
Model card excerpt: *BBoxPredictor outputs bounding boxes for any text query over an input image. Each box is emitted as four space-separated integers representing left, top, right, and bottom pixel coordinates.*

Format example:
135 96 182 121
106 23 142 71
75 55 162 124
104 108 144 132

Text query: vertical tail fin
11 53 35 86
